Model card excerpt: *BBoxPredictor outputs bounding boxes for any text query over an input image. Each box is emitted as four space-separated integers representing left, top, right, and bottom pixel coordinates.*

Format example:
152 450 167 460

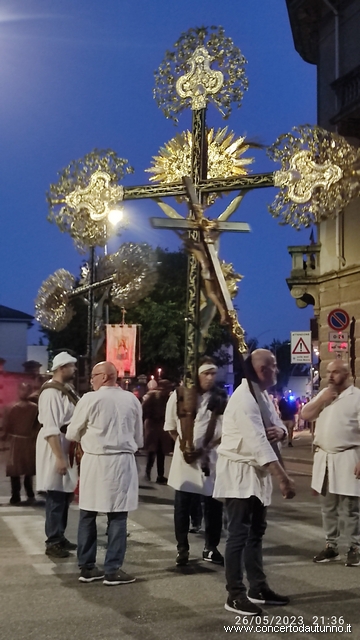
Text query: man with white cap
36 351 78 558
164 357 226 566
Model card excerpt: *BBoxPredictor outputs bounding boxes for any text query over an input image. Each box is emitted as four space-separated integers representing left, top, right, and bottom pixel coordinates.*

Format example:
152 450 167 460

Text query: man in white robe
66 361 143 585
213 349 295 616
37 351 78 558
301 360 360 566
164 358 225 567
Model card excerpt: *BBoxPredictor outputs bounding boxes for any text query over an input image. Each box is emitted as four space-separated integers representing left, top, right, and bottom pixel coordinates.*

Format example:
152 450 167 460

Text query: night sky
0 0 316 346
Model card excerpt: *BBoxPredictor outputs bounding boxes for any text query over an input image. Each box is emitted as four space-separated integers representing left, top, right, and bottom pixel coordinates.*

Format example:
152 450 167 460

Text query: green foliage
42 247 232 380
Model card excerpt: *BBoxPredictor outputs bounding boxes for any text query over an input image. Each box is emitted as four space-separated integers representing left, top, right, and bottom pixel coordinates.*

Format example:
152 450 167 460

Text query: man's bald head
250 349 278 391
326 360 350 392
91 361 118 389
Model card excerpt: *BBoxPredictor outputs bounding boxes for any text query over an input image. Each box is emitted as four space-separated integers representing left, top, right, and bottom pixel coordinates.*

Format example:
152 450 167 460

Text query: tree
41 247 231 381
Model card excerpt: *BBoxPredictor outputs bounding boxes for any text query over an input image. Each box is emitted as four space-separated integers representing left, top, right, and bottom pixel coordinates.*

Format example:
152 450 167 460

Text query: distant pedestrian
278 394 297 447
143 379 173 484
3 383 39 506
301 360 360 567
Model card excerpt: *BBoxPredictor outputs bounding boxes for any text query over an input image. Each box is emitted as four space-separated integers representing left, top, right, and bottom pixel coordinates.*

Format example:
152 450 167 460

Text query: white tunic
66 386 143 512
311 385 360 496
163 390 222 496
213 380 286 507
36 388 78 493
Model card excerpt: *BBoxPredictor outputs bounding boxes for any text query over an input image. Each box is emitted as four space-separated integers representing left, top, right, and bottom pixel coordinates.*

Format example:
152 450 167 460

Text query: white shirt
36 387 78 493
163 389 222 496
66 386 143 512
311 385 360 496
213 380 286 506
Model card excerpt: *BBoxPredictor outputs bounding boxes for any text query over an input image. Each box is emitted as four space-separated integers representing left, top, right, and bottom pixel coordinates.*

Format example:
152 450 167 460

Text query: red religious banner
106 324 137 377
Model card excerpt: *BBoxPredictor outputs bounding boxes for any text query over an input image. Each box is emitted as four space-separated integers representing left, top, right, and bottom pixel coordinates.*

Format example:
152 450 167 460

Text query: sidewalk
281 428 314 466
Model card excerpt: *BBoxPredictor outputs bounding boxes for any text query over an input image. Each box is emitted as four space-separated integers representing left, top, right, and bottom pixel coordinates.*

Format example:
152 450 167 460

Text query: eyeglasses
90 372 105 380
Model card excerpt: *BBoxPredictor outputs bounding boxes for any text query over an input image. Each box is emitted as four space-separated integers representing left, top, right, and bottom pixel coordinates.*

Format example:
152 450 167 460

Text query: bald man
301 361 360 567
66 362 143 585
213 349 295 616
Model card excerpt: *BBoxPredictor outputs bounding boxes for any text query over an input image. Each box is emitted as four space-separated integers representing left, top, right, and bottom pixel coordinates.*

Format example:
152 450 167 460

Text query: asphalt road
0 441 359 640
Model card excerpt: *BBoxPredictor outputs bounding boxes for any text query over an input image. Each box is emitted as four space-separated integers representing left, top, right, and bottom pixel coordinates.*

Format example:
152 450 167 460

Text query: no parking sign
327 308 350 331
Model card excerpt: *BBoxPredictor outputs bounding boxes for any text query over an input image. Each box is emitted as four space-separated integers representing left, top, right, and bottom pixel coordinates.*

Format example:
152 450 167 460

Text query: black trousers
225 496 268 600
174 490 223 551
10 476 34 503
146 446 165 478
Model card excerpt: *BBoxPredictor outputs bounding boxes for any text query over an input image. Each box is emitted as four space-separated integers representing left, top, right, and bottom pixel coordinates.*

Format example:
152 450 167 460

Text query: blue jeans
45 490 72 546
225 496 268 600
78 510 128 573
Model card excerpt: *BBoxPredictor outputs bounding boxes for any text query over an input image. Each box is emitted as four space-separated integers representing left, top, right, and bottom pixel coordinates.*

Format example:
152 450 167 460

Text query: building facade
286 0 360 383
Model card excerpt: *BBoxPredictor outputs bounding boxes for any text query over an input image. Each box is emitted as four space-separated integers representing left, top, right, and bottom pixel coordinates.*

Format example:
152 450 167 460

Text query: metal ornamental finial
176 46 224 110
65 170 124 221
274 150 343 204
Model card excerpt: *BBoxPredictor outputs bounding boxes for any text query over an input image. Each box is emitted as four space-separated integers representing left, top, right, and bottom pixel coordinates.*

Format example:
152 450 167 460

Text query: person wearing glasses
66 361 143 585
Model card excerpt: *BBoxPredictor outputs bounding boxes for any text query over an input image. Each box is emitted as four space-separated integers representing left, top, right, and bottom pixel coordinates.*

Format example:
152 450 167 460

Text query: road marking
3 515 46 555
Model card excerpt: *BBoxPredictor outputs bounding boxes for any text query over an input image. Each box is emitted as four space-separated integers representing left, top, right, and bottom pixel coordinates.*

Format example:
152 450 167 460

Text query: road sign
327 308 350 331
328 342 349 353
291 331 312 363
328 331 348 342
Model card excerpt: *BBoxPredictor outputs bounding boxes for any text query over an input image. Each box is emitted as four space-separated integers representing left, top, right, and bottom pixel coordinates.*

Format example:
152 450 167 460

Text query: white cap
51 352 77 371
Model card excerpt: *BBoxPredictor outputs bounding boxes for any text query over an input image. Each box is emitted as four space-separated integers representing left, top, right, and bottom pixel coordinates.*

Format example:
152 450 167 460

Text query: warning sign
291 331 312 364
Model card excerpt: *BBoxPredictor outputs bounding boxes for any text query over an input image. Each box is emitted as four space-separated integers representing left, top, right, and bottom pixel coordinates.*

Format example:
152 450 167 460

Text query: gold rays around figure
268 125 360 228
146 127 254 202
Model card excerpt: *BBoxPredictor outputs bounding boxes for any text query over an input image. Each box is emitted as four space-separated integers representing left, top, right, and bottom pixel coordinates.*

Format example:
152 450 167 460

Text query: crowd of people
1 351 360 616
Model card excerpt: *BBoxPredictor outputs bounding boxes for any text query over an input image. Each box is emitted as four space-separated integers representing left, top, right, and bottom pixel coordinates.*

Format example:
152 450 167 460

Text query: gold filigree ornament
47 149 134 252
154 26 248 122
175 46 224 110
146 127 255 204
97 243 159 308
268 125 360 228
35 269 75 331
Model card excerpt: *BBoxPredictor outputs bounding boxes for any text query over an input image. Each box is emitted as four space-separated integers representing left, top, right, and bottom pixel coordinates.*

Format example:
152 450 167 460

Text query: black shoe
61 538 77 551
248 587 290 606
313 544 340 563
176 549 189 566
288 442 293 447
202 548 224 565
9 498 21 506
225 596 263 615
156 476 167 484
345 546 360 567
103 570 136 585
79 566 105 582
45 543 70 558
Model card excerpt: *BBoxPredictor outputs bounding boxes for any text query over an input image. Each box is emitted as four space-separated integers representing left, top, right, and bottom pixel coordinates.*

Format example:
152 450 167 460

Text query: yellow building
286 0 360 383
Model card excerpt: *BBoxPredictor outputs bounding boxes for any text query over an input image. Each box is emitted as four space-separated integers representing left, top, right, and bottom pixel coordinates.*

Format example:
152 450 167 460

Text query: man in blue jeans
37 352 79 558
66 361 143 585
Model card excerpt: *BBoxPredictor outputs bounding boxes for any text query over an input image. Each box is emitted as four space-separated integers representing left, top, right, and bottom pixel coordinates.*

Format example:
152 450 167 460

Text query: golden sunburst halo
146 127 254 192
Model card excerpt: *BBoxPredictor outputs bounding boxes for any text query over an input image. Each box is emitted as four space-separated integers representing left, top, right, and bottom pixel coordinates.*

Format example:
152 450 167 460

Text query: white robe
163 390 222 496
66 386 143 512
36 387 78 493
311 386 360 496
213 380 286 507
